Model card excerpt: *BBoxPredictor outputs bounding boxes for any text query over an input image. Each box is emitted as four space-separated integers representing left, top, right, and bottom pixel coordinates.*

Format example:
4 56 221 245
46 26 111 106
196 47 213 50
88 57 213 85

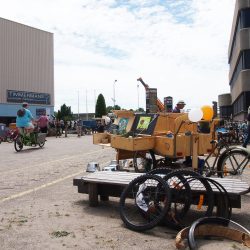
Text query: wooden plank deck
73 171 250 207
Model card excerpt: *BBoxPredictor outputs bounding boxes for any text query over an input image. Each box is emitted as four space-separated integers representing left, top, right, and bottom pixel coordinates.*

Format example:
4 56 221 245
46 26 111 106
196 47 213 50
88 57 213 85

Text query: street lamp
113 80 117 108
77 90 79 119
137 83 139 110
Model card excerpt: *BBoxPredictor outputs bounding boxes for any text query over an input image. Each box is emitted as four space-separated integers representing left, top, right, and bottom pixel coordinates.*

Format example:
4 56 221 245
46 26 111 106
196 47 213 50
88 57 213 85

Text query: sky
0 0 236 113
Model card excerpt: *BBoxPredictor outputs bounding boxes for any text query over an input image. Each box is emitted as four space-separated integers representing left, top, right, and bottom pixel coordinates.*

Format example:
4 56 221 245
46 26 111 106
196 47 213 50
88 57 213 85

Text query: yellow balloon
201 105 214 120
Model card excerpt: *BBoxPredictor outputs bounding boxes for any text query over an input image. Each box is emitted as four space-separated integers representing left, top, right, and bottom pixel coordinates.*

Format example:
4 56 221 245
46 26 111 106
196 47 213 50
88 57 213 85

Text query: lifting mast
137 77 165 112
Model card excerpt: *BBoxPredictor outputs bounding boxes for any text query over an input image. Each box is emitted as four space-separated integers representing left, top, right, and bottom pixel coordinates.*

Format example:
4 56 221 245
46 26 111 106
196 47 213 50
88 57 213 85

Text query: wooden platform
73 171 250 209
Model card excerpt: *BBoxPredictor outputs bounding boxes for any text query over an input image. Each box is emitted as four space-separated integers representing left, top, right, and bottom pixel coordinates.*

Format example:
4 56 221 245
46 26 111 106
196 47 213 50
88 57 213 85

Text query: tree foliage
106 105 121 113
57 104 73 121
95 94 107 118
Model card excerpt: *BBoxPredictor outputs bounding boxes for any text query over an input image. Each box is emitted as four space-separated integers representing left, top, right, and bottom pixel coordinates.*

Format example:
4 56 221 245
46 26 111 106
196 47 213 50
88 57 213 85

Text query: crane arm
137 77 165 112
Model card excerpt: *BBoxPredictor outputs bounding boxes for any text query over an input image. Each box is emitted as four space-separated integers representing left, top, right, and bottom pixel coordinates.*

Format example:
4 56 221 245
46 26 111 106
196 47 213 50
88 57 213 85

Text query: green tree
57 104 73 121
106 105 121 113
106 106 114 114
136 107 145 113
113 104 121 110
95 94 107 118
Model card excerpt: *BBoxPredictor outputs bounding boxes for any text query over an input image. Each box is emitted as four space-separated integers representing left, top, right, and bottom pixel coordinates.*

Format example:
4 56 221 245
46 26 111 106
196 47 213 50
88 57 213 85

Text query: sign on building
146 88 157 113
7 90 50 105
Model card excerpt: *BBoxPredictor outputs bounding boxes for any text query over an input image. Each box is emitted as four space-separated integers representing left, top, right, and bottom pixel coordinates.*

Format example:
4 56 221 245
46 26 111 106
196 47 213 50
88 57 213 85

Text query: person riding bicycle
16 102 35 135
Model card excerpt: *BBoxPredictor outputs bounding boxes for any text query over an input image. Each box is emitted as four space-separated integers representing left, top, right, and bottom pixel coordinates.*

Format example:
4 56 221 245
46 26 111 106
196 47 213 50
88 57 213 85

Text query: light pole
137 83 139 110
77 90 79 119
113 80 117 108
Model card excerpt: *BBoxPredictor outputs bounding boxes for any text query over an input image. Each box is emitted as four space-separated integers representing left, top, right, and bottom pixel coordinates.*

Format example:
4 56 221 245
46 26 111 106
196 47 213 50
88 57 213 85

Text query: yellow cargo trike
93 110 217 172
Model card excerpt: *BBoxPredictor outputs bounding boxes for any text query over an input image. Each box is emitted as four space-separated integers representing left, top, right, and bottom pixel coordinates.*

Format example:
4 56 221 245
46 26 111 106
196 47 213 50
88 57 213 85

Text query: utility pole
113 80 117 108
137 83 140 110
77 90 79 119
86 89 89 120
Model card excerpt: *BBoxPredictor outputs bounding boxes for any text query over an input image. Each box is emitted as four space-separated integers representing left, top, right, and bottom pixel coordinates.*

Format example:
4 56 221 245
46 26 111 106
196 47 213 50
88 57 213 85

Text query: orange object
9 123 16 129
197 195 204 210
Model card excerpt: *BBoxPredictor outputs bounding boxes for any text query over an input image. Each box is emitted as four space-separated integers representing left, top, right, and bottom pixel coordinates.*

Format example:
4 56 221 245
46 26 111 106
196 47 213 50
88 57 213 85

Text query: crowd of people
14 101 250 148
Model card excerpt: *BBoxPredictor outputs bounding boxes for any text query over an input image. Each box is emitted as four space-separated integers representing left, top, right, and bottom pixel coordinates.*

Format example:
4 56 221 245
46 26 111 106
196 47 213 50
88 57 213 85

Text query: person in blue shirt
16 102 35 133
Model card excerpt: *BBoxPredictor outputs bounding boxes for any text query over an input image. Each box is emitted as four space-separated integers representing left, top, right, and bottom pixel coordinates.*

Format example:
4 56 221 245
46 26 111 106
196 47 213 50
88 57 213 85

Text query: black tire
202 177 232 219
14 135 23 152
217 149 250 183
119 174 171 231
133 151 154 172
163 170 214 229
39 141 45 148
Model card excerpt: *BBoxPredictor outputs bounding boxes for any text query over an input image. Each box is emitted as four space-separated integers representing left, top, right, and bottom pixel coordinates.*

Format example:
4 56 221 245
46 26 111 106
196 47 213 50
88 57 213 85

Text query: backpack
17 109 25 117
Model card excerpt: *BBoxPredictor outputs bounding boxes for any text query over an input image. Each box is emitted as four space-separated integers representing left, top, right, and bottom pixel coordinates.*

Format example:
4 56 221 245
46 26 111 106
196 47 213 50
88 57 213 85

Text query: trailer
93 110 218 171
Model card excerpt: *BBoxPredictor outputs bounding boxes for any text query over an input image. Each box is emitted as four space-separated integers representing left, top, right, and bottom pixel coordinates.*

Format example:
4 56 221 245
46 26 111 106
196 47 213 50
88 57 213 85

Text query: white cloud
0 0 235 113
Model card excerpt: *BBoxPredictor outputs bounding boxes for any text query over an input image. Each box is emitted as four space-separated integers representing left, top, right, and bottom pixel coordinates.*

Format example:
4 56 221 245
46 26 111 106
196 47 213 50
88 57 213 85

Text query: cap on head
22 102 28 108
177 100 186 105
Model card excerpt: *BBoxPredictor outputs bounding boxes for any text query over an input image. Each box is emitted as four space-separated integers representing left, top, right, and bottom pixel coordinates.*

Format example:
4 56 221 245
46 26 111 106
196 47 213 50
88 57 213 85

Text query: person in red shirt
37 113 49 133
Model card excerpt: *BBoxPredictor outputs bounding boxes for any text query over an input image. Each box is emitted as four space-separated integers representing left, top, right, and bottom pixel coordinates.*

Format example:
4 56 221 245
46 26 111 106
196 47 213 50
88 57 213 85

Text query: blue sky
0 0 235 113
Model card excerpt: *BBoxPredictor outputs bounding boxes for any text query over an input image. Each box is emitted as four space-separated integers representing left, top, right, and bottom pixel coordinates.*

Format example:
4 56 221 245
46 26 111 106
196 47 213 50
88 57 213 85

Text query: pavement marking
0 147 111 175
0 160 111 203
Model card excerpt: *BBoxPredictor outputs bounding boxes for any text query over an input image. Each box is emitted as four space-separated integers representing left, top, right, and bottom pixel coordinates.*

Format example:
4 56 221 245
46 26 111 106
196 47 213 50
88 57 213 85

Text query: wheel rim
119 174 171 231
219 151 250 183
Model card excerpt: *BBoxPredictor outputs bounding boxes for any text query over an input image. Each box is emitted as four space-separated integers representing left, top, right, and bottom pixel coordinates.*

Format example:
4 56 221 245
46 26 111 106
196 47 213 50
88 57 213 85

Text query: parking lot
0 135 249 250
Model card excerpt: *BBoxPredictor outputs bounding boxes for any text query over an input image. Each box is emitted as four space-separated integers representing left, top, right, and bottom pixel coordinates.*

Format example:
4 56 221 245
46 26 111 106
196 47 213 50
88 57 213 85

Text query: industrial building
0 17 54 125
219 0 250 120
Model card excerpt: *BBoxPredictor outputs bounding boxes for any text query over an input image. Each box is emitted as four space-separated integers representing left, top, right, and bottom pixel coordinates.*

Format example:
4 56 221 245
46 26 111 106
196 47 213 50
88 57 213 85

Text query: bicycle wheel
164 170 214 230
217 149 250 183
14 135 23 152
133 151 154 172
119 174 171 231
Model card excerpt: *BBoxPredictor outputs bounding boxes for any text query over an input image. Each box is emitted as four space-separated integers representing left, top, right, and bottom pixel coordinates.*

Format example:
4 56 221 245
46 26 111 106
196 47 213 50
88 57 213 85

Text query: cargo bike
93 110 250 179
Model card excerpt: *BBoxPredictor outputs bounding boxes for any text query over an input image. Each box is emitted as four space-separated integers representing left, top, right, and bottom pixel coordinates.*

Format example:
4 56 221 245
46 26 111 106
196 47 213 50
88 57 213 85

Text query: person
37 112 49 133
97 121 104 133
16 102 35 134
172 100 192 166
242 106 250 148
173 100 186 113
55 119 61 138
60 119 65 134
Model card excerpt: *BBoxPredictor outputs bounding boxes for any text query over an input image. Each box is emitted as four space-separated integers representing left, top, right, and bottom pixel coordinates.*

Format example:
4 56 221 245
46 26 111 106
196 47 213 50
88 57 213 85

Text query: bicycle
200 133 250 183
14 126 46 152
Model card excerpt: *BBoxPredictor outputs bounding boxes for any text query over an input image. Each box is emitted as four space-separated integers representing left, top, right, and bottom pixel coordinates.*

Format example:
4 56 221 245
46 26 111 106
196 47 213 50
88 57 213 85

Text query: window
229 50 250 88
229 8 250 63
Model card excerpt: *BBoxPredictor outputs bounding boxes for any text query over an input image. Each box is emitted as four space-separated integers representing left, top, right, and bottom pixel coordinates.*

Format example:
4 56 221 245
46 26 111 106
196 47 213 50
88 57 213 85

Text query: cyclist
16 102 35 135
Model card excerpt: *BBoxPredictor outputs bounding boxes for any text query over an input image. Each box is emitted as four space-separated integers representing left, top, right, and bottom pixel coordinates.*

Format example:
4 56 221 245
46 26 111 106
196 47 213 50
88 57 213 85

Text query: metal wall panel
0 18 54 106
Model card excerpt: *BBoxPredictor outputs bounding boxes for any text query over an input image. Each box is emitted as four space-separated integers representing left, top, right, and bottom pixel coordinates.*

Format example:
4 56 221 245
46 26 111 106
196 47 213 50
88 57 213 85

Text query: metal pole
77 90 79 119
86 89 89 120
137 83 139 110
113 80 117 107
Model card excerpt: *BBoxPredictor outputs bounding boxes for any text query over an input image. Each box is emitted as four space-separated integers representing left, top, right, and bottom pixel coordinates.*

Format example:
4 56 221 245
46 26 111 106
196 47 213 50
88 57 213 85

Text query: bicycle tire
119 174 171 231
133 151 154 172
164 170 214 230
14 135 23 152
202 177 232 219
217 149 250 183
188 217 250 250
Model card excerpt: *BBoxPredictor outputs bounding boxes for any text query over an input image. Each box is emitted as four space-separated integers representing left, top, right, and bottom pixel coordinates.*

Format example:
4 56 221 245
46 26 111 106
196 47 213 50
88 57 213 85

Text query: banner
7 90 51 105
